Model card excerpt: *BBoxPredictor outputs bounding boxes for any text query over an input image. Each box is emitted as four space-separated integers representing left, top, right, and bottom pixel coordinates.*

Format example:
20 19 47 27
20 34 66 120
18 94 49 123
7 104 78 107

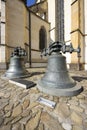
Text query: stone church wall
0 0 50 68
30 11 50 61
6 0 26 47
71 0 84 70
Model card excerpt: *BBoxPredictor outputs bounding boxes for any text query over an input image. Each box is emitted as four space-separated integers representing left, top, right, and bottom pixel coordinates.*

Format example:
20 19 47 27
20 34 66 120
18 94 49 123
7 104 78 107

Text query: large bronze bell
2 47 29 79
37 42 83 96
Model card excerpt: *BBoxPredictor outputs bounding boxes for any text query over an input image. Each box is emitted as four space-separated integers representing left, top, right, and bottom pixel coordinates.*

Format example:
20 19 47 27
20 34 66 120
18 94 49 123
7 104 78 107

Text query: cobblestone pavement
0 68 87 130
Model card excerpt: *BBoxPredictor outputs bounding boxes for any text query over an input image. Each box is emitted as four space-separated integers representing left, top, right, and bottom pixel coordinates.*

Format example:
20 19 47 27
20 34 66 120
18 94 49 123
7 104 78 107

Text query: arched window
39 26 47 50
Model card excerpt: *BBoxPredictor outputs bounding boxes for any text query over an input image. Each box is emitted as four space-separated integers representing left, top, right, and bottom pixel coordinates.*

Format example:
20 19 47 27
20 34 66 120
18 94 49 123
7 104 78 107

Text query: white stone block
64 0 71 41
1 1 5 22
0 0 1 10
84 36 87 64
84 64 87 70
0 47 5 62
1 23 5 44
48 0 55 41
85 36 87 45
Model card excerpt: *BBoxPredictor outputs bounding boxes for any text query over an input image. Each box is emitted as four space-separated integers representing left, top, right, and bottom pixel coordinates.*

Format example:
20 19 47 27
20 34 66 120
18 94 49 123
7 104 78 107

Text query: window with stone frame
39 26 47 50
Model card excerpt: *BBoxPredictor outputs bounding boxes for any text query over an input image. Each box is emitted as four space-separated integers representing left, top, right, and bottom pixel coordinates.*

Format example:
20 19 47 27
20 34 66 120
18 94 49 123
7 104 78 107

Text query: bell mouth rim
37 81 83 97
1 73 31 80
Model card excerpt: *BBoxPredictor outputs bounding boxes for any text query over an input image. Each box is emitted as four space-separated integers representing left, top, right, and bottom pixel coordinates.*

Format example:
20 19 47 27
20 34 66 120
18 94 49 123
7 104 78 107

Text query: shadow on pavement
72 76 87 82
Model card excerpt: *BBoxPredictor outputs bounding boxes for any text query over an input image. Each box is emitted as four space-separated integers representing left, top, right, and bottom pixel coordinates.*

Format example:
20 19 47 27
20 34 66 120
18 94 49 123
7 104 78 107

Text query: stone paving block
0 69 87 130
12 104 23 117
26 110 42 130
70 112 83 125
0 125 11 130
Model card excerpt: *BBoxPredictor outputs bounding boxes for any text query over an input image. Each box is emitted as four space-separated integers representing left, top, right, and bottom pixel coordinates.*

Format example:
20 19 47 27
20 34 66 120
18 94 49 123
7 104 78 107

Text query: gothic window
39 26 47 50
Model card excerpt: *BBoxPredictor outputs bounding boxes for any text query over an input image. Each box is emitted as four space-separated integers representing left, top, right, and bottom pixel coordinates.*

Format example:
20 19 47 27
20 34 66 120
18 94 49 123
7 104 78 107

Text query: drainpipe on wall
78 0 81 70
29 10 31 67
0 0 7 69
0 7 1 44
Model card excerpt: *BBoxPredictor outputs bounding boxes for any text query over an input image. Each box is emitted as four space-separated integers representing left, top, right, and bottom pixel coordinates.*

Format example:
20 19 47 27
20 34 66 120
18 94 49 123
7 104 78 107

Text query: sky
27 0 36 6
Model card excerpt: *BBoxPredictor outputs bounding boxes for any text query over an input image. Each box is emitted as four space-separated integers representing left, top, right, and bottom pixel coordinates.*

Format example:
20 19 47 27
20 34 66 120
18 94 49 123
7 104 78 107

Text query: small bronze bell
2 47 30 79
